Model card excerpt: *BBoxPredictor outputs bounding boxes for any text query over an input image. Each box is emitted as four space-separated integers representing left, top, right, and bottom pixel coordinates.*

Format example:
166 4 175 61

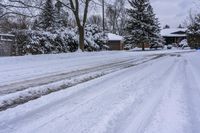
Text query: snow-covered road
0 54 157 95
0 50 200 133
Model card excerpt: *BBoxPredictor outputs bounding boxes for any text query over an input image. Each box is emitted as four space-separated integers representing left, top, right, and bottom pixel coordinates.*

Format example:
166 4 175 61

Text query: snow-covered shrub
124 43 134 50
179 39 187 47
84 24 108 51
179 39 189 49
12 29 78 55
12 25 108 55
58 28 78 52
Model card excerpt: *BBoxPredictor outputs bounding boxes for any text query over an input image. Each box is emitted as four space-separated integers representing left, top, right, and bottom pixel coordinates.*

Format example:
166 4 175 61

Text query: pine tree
188 14 200 35
178 24 184 28
0 0 3 16
147 5 163 49
32 19 39 30
125 0 154 51
54 0 61 28
38 0 55 31
187 14 200 49
163 24 170 29
0 0 4 31
54 0 67 28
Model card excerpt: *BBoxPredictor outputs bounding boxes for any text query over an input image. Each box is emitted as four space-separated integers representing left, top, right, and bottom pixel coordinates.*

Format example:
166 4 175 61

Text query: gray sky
150 0 198 28
94 0 198 28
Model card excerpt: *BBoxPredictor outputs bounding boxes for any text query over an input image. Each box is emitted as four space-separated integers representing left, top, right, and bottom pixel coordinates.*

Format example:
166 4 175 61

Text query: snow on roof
107 33 123 41
161 28 187 37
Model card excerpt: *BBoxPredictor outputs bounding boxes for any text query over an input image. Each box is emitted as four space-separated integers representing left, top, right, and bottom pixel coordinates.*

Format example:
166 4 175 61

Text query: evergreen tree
187 14 200 49
0 0 3 16
38 0 55 31
147 5 163 49
178 24 184 28
32 19 39 30
163 24 170 29
125 0 154 51
0 0 4 31
54 0 62 28
188 14 200 35
54 0 68 28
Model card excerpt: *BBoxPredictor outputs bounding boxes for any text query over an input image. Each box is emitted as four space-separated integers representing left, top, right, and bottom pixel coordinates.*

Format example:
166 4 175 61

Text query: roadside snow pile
0 71 110 111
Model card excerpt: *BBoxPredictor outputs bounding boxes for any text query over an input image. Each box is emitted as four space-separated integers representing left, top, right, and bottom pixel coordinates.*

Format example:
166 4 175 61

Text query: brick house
107 33 124 50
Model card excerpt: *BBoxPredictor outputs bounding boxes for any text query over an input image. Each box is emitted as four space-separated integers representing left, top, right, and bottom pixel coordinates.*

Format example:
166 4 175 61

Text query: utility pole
102 0 105 32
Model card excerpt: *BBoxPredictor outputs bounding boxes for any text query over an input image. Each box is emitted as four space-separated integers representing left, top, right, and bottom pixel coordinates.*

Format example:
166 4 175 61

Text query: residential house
107 33 124 50
161 28 187 45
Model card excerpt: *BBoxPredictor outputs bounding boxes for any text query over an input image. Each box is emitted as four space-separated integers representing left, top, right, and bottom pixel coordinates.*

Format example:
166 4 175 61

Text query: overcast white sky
94 0 198 28
151 0 198 28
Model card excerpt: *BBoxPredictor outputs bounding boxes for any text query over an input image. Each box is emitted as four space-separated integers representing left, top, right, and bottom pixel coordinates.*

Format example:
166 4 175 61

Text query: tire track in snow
111 57 182 133
0 53 133 85
0 54 145 86
182 56 200 133
143 56 194 133
0 55 157 95
28 56 177 133
0 55 162 111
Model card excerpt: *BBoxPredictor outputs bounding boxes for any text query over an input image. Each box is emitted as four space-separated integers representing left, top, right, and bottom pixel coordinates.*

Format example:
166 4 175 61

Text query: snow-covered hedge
84 24 108 51
12 25 108 55
13 29 78 55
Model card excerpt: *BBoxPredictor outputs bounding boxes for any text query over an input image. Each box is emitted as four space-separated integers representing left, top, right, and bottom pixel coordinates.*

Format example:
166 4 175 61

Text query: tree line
0 0 170 54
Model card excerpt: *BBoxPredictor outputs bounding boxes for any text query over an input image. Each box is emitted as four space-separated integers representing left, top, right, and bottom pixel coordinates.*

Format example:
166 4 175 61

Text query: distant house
107 33 124 50
161 28 187 45
0 34 15 56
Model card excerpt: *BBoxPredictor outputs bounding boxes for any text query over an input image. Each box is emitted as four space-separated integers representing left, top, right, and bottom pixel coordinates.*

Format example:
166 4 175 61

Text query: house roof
161 28 187 37
107 33 123 41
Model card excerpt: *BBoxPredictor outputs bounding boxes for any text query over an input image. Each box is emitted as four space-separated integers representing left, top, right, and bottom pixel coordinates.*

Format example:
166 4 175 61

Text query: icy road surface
0 50 200 133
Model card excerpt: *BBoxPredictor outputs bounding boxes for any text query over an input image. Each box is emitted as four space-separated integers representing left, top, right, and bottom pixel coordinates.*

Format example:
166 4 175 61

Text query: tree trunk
79 26 84 51
142 43 145 51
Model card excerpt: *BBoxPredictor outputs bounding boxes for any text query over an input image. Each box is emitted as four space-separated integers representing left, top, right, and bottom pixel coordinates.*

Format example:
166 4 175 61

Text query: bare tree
0 0 95 51
0 0 43 18
105 0 127 35
65 0 92 51
87 14 102 26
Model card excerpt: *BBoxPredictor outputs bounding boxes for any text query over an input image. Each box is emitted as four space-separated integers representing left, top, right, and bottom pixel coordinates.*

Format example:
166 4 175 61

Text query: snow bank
0 71 110 111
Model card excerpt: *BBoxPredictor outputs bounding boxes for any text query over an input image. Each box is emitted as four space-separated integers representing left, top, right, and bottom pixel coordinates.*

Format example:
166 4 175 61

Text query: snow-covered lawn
0 49 199 133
